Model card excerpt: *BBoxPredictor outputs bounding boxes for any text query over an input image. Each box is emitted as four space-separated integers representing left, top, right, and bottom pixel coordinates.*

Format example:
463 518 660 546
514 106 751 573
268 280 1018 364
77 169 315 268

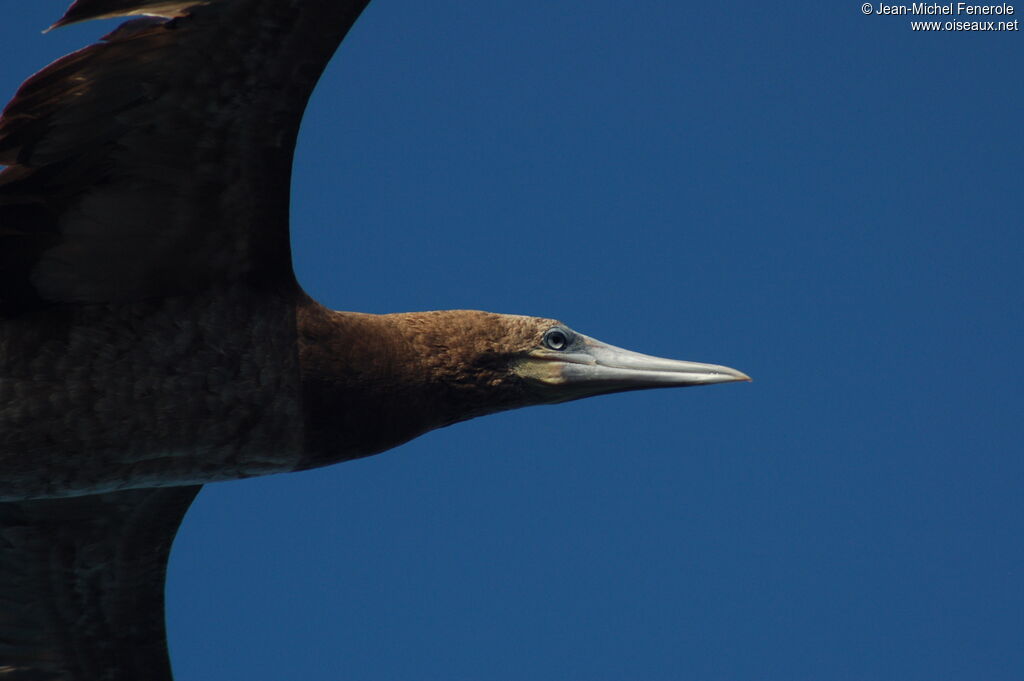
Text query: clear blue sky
3 2 1022 679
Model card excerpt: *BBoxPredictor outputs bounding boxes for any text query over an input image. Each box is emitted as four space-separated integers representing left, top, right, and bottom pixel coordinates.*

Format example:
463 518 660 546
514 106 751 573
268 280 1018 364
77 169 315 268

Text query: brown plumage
297 307 564 469
0 1 748 679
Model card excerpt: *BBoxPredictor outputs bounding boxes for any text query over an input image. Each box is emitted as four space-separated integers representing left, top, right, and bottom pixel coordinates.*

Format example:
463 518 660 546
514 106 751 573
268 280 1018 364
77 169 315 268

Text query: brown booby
0 1 749 678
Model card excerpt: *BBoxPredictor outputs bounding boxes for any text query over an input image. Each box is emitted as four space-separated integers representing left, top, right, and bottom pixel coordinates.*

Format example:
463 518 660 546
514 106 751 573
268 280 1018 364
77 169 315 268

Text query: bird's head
297 307 749 466
393 310 750 411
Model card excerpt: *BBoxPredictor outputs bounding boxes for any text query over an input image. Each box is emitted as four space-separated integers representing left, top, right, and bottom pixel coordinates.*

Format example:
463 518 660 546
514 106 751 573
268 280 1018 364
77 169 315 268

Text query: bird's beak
514 334 750 402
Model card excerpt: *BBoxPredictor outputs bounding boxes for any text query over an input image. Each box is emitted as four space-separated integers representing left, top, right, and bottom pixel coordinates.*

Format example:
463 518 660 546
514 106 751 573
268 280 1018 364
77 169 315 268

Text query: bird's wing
0 0 371 314
0 485 201 680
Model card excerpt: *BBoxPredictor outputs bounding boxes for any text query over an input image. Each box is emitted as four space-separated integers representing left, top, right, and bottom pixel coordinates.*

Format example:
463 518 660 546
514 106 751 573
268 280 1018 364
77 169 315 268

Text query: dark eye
542 328 571 351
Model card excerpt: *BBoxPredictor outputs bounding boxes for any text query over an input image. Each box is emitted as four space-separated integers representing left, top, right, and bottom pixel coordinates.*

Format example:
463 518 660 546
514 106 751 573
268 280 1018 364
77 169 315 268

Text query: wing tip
47 0 210 32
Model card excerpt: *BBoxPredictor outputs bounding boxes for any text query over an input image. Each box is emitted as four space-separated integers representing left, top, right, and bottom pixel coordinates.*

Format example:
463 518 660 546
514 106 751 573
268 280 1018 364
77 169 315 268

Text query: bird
0 1 749 679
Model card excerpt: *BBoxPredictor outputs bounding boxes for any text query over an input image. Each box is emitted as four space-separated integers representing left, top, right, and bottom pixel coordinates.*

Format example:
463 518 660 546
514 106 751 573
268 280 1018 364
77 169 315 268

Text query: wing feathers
0 0 371 313
0 486 201 681
49 0 210 30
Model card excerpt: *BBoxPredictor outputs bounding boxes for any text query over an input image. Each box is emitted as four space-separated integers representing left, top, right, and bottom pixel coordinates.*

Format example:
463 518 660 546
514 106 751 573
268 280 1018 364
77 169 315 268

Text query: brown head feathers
295 305 560 468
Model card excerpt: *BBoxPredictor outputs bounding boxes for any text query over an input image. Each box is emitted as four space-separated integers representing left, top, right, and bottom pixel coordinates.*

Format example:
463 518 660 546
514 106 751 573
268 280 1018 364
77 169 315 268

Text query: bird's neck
293 303 523 471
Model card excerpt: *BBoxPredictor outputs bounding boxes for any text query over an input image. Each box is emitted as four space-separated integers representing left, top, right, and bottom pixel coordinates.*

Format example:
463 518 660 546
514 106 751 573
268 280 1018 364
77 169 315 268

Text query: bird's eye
542 328 570 351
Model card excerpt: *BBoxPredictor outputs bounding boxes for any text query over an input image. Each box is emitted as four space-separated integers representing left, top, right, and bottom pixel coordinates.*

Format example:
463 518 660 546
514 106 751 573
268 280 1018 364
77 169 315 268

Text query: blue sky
3 2 1022 679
